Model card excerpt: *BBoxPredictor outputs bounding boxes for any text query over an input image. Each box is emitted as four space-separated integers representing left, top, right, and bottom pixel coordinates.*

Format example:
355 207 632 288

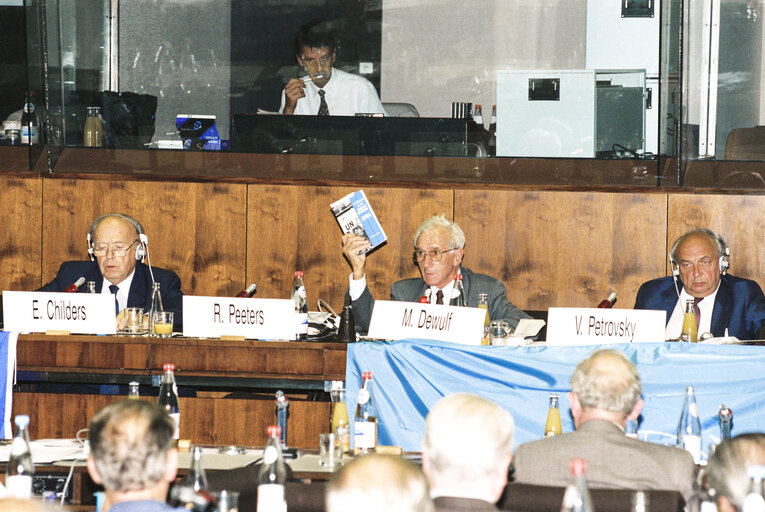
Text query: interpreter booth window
679 0 765 188
23 0 765 187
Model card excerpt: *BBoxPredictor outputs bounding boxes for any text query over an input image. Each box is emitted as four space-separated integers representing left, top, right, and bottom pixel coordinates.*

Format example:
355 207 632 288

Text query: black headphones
668 228 730 277
87 213 148 261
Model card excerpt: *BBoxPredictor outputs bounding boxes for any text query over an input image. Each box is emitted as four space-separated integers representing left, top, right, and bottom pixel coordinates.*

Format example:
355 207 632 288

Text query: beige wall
380 0 587 119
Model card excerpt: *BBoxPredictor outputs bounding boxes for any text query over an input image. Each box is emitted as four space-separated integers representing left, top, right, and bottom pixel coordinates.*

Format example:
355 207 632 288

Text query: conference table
345 339 765 457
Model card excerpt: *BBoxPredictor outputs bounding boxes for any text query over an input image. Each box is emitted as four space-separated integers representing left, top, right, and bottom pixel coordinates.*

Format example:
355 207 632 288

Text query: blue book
331 190 387 254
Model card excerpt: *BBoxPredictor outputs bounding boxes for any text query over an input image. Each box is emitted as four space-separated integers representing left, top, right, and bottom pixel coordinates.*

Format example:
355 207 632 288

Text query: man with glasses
280 22 385 116
39 213 183 331
342 214 529 334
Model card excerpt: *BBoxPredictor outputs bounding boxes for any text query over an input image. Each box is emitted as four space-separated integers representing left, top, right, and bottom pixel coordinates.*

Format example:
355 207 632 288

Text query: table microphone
597 290 617 308
419 289 432 304
64 277 86 293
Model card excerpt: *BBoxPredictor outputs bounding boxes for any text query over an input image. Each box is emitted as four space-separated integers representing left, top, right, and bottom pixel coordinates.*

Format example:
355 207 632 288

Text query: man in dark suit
39 213 183 331
634 228 765 340
422 393 515 512
706 433 765 512
342 214 529 334
512 349 696 501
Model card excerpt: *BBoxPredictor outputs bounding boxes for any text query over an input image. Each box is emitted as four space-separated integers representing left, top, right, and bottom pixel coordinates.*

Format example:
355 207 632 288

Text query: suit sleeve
37 262 75 292
743 281 765 339
157 270 183 331
349 286 375 335
487 278 530 332
634 281 649 309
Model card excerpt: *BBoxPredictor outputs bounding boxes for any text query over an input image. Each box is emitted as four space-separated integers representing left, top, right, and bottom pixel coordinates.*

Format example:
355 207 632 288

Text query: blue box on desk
175 114 220 150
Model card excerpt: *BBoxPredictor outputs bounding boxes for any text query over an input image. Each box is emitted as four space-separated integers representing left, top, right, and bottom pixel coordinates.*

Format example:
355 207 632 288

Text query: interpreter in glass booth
279 22 385 117
38 213 183 332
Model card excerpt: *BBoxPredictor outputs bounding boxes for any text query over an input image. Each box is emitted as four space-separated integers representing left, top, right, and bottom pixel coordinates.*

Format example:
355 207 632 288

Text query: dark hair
295 22 336 56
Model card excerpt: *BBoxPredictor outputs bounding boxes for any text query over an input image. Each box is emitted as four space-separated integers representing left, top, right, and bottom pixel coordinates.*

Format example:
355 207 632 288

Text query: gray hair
570 349 642 417
669 228 728 262
413 215 466 249
89 400 175 493
326 454 431 512
423 393 514 489
707 434 765 511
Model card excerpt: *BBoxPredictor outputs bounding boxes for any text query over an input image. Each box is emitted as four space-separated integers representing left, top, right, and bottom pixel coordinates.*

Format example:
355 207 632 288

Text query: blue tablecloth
0 331 15 438
345 340 765 456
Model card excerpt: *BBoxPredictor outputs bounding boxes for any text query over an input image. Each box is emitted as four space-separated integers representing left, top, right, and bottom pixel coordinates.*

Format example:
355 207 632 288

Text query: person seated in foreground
325 453 431 512
38 212 183 331
87 400 186 512
422 393 515 512
512 349 696 501
706 433 765 512
280 22 385 116
634 227 765 340
342 214 530 334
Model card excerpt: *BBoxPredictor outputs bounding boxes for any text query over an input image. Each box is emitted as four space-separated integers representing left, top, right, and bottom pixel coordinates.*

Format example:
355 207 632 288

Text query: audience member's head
87 400 177 504
706 433 765 512
569 349 643 428
326 454 431 512
422 393 514 503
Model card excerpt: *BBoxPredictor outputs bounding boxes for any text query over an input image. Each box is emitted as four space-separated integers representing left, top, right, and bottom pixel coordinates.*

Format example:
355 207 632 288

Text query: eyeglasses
413 247 458 262
92 239 138 257
301 55 332 65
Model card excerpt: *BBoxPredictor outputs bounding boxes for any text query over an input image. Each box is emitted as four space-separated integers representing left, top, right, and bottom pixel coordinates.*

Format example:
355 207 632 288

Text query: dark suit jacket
633 274 765 340
433 496 499 512
349 266 530 334
512 419 696 502
38 260 183 330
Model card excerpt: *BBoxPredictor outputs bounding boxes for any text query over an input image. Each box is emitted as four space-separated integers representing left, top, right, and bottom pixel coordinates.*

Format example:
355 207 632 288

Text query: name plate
367 300 485 344
182 296 295 340
546 307 666 345
2 291 116 334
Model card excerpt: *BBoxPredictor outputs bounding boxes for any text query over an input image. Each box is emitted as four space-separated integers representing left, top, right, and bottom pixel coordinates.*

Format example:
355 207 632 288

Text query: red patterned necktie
317 89 329 116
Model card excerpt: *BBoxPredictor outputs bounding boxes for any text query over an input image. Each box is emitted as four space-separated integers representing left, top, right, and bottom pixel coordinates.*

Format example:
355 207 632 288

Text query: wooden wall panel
246 184 453 312
40 180 247 296
0 175 42 291
668 195 765 292
455 190 668 310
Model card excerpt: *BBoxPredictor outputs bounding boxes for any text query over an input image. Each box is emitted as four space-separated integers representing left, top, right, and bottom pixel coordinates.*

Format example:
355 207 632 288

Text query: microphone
597 290 617 308
235 283 257 298
64 277 86 293
718 404 733 441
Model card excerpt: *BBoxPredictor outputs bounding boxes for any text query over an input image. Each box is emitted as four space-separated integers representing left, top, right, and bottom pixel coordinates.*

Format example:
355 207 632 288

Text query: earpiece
87 213 148 261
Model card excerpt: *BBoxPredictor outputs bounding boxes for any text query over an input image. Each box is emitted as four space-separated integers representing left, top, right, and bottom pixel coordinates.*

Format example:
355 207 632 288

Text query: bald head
570 350 642 418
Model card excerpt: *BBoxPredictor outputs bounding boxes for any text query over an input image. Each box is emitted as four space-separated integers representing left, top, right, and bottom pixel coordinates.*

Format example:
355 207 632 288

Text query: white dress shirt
101 270 136 312
665 282 721 339
280 68 385 116
348 274 459 304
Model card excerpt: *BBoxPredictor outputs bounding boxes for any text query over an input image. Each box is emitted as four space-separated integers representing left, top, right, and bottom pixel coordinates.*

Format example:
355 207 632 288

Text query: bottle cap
267 425 282 437
294 270 304 278
569 458 587 476
362 371 373 380
129 381 139 386
455 274 463 281
14 415 30 428
418 295 429 303
331 380 345 391
163 363 175 372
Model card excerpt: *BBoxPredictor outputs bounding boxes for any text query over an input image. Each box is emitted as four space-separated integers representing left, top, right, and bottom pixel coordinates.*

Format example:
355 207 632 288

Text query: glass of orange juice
152 311 174 337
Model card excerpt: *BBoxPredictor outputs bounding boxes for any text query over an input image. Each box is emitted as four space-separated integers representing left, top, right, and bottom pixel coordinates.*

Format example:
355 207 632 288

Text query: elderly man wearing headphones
39 213 183 331
634 227 765 340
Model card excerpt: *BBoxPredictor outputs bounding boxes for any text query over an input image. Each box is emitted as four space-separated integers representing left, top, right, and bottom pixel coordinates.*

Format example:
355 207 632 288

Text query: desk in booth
345 340 765 454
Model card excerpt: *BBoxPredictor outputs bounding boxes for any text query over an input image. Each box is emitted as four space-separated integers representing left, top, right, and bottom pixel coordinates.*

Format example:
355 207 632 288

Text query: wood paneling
246 184 453 312
12 393 328 448
668 195 765 292
455 190 668 309
40 179 247 296
0 175 42 291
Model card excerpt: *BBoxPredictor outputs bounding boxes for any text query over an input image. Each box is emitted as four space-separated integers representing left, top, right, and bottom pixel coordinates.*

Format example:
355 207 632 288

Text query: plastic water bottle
6 415 35 499
453 274 466 306
353 371 378 455
257 425 287 512
185 445 209 492
677 385 702 463
292 271 308 341
158 363 180 443
561 458 593 512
